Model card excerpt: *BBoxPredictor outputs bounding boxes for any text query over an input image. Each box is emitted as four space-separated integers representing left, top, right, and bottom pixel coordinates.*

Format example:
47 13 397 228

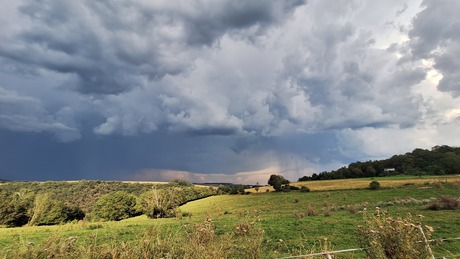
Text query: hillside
299 145 460 181
1 177 459 258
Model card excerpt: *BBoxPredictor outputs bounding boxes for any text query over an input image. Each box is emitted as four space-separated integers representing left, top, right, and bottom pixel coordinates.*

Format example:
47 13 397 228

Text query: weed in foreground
356 208 434 259
1 215 266 259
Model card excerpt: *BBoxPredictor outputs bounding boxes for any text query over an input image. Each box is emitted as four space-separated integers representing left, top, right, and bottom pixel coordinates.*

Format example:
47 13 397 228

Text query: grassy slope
181 184 460 256
1 177 459 258
246 175 460 192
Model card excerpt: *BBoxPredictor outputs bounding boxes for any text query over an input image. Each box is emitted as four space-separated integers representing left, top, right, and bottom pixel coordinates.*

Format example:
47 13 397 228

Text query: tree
268 174 290 191
92 191 138 221
29 193 68 226
0 190 34 227
254 182 260 192
369 181 381 190
140 188 181 218
169 179 193 187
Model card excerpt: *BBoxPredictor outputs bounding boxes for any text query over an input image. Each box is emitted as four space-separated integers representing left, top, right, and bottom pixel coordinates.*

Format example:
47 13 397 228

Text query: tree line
299 145 460 181
0 180 216 227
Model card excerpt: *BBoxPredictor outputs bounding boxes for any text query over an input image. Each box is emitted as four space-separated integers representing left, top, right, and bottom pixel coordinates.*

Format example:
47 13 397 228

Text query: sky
1 0 460 184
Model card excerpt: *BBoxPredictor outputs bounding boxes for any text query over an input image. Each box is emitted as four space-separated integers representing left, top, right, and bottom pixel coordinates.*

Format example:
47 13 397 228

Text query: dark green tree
268 174 290 191
29 193 68 226
0 190 34 227
369 181 381 190
169 179 193 187
92 191 138 221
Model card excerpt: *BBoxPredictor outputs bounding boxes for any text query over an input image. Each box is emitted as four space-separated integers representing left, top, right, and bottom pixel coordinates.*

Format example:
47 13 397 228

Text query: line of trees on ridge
298 145 460 181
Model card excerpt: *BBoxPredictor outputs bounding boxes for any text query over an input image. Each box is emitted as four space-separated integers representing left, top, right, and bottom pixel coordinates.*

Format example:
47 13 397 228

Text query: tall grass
1 216 265 259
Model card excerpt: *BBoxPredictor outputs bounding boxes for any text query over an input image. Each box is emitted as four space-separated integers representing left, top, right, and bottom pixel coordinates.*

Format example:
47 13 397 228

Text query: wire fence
278 237 460 259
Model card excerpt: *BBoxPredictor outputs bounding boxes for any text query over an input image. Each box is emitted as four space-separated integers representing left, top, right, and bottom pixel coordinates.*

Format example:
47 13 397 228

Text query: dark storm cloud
0 0 305 94
0 129 295 181
0 87 80 142
1 0 459 183
409 0 460 97
180 0 305 45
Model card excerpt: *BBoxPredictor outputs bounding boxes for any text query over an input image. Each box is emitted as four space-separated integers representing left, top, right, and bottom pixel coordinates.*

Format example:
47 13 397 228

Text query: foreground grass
1 179 459 258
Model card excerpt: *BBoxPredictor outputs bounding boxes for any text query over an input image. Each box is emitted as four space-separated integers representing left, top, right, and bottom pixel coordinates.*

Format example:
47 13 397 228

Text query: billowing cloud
0 0 304 94
0 0 459 183
409 0 460 97
0 87 80 141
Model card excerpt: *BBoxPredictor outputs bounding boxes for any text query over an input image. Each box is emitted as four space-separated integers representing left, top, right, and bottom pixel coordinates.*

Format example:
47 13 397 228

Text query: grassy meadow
247 175 460 192
1 176 459 258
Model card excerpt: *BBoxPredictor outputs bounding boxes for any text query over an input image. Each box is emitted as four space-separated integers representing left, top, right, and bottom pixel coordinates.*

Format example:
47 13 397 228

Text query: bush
288 185 300 191
432 182 444 189
306 205 319 216
323 207 331 217
347 204 357 214
92 191 138 221
369 180 381 190
217 184 245 195
426 196 460 210
300 186 310 192
357 208 434 259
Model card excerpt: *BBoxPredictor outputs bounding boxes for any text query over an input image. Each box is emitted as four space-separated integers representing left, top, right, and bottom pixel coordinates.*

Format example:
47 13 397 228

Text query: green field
1 178 459 258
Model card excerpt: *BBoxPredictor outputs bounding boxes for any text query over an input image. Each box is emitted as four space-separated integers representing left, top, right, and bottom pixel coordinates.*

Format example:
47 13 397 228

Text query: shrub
432 182 444 189
369 181 381 190
92 191 138 221
426 196 460 210
289 185 300 191
357 208 434 259
323 207 331 217
347 204 357 214
451 181 460 189
300 186 310 192
306 204 319 216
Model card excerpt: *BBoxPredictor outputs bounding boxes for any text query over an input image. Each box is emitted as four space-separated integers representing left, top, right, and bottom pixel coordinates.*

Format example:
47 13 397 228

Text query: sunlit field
246 175 460 192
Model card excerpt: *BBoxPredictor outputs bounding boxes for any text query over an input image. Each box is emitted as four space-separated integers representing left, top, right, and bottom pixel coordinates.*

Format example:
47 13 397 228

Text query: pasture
1 176 459 258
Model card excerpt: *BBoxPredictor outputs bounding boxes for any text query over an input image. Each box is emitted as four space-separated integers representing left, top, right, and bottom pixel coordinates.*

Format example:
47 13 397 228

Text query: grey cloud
85 1 428 138
282 5 425 131
409 0 460 96
180 0 305 45
2 0 459 183
0 0 305 95
1 0 429 140
0 87 80 141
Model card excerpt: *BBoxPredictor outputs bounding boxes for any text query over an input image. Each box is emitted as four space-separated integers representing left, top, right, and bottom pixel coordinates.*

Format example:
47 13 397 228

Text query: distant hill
299 145 460 181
